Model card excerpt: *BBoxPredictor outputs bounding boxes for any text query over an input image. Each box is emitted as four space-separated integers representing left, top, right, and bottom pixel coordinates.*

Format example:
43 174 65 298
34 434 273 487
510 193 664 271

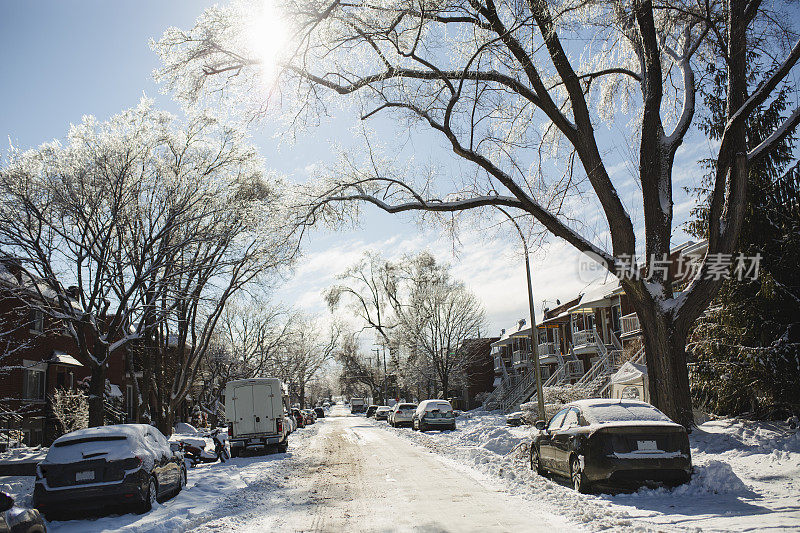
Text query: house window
29 309 44 333
22 361 46 400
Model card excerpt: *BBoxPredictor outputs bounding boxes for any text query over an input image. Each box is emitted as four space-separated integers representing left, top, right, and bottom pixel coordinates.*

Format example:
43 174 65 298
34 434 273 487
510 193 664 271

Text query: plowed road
192 405 572 532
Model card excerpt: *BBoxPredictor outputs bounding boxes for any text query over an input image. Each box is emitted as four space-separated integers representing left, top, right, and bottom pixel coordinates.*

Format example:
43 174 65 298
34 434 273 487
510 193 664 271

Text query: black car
313 407 325 419
34 424 186 520
530 399 692 493
365 405 379 418
0 492 46 533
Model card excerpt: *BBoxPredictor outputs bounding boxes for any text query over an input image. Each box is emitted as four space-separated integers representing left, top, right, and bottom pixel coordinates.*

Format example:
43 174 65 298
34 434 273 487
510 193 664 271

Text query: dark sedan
530 399 692 493
314 407 325 419
33 424 185 520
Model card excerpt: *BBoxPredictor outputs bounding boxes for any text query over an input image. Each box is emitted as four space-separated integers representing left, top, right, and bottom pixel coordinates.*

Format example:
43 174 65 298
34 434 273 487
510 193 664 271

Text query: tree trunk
639 310 694 428
88 363 106 427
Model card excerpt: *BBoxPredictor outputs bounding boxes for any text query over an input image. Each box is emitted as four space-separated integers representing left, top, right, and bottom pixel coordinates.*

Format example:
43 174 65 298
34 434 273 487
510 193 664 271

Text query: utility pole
497 208 546 422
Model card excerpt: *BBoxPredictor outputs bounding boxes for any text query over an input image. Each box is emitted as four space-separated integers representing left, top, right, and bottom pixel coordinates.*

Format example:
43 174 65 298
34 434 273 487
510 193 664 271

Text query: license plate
637 440 658 451
75 470 95 482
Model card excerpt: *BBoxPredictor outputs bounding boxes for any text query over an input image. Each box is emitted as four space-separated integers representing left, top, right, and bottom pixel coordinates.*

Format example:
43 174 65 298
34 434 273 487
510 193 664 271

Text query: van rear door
252 382 276 434
232 384 256 435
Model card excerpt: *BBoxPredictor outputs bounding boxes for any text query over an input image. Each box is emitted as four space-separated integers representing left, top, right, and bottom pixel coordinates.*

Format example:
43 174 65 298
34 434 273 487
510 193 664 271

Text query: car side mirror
0 492 14 512
534 420 546 431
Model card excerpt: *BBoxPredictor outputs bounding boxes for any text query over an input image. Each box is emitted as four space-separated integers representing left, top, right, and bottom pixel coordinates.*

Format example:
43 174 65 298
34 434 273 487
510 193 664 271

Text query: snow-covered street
191 405 575 532
2 405 799 531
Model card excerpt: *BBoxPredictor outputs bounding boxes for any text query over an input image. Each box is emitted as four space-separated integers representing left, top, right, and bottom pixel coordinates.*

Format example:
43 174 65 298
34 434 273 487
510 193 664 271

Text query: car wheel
278 439 289 453
138 477 158 513
570 456 590 494
530 446 545 475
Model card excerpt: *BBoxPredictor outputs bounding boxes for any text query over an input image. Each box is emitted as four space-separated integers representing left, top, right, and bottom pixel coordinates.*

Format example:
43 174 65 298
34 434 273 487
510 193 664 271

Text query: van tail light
227 422 234 436
277 418 283 434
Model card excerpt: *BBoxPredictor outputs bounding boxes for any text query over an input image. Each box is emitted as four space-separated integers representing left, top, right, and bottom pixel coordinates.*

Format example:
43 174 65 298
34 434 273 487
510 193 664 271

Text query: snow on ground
0 445 48 465
378 410 800 532
0 423 321 533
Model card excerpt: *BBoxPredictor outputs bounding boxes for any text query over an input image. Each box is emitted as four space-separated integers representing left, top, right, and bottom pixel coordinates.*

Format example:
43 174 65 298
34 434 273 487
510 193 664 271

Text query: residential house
485 240 708 412
0 257 128 446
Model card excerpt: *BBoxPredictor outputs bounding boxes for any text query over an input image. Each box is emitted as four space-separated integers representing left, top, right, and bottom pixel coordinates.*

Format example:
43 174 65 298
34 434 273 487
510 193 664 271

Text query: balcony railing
572 330 594 347
621 313 641 336
537 342 557 356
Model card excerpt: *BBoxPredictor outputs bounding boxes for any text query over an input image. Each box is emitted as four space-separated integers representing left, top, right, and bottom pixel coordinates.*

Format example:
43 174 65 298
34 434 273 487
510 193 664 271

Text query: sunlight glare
245 1 290 83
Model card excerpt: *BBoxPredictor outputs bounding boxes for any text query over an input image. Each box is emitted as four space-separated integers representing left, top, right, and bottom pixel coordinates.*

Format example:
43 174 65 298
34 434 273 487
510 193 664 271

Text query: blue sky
0 2 712 341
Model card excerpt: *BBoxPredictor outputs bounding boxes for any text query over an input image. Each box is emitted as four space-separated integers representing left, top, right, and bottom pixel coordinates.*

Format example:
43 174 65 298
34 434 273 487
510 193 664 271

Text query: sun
244 1 290 82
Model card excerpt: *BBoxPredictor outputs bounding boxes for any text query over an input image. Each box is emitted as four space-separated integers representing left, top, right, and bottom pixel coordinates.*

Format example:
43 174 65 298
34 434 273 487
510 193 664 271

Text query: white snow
0 412 797 531
42 425 169 471
377 410 800 531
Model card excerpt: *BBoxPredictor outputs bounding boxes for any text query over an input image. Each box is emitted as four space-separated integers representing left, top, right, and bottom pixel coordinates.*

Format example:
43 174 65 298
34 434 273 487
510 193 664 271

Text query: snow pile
0 446 47 464
0 421 320 532
379 409 800 531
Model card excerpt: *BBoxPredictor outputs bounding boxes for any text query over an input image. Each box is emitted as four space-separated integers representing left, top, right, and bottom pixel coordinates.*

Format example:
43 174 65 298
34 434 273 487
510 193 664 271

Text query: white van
225 378 289 456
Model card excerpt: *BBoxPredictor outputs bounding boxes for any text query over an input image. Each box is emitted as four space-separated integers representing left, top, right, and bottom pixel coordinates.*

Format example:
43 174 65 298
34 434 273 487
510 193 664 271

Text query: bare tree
1 100 298 429
155 1 800 426
393 254 486 397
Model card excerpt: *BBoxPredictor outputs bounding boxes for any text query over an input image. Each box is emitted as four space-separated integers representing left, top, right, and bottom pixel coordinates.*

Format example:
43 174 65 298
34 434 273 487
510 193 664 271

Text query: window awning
50 351 83 367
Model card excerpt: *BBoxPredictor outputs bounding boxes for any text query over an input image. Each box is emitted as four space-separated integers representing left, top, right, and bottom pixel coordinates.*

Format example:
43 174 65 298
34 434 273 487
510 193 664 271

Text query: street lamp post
497 208 546 422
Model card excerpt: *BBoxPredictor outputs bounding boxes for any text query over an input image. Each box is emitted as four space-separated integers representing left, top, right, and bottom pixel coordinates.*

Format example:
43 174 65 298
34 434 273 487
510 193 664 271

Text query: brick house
0 258 127 446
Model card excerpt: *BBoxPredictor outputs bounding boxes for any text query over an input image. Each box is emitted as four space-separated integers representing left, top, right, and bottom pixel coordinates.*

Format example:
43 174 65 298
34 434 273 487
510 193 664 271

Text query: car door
539 408 568 470
550 408 581 475
148 429 176 494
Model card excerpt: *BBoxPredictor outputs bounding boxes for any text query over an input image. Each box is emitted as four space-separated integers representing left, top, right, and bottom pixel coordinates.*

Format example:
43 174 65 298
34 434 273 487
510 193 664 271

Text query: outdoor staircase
484 328 645 414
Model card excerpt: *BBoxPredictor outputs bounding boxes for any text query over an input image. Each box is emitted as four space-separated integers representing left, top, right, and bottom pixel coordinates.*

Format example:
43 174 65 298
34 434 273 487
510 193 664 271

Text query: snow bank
0 421 321 532
377 410 800 531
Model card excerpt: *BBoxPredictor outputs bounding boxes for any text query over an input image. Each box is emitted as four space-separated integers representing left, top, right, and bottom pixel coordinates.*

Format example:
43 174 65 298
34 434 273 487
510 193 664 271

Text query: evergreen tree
688 59 800 416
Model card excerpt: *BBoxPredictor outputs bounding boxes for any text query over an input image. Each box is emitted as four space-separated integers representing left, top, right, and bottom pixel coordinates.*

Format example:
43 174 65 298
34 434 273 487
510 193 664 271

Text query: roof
50 351 83 367
567 278 621 313
611 361 648 384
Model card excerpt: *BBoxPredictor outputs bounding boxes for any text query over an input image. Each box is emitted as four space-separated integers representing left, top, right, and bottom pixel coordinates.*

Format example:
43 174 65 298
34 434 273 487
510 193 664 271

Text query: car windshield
581 401 672 424
399 404 416 410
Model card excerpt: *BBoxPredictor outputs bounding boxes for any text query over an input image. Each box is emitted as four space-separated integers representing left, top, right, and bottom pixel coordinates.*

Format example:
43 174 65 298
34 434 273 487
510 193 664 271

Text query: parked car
412 400 456 431
375 406 391 421
291 408 305 429
530 399 692 493
314 407 325 419
33 424 185 520
0 491 46 533
301 409 316 425
350 397 367 414
225 378 290 456
389 403 417 427
506 412 525 427
365 405 379 418
286 411 297 433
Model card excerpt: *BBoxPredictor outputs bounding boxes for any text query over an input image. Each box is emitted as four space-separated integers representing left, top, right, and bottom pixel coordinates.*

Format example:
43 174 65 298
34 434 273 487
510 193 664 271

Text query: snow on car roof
569 399 678 425
44 424 169 468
